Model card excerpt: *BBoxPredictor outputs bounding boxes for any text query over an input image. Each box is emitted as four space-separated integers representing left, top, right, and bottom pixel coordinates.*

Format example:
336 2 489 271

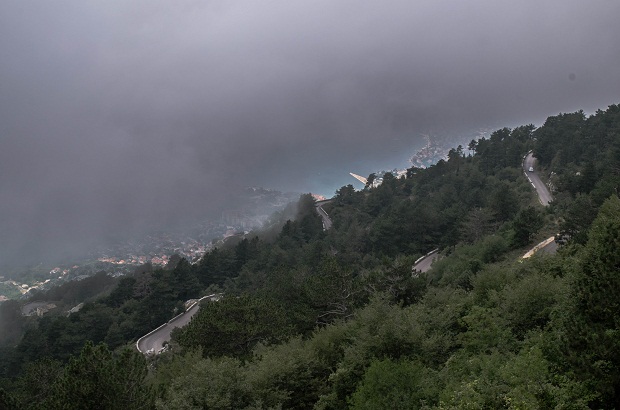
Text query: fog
1 1 619 266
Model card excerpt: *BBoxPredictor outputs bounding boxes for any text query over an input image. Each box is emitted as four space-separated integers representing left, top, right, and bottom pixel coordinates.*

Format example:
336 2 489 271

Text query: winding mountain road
136 161 559 354
315 200 333 230
137 199 333 354
522 236 558 259
415 152 559 267
136 294 219 354
523 152 553 206
521 151 559 257
412 249 441 274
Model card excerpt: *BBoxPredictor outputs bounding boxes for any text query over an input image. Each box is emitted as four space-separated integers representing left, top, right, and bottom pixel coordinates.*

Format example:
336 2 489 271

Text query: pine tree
556 195 620 406
43 342 153 410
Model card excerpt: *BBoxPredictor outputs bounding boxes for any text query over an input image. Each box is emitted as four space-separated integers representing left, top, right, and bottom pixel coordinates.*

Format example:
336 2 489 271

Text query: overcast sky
1 0 619 266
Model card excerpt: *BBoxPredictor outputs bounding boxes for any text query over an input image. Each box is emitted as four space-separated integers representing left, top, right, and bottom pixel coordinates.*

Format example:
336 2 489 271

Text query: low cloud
1 0 619 265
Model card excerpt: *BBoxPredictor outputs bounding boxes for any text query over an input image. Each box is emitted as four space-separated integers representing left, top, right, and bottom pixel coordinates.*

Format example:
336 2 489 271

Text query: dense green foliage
175 295 294 359
1 104 619 409
0 342 153 410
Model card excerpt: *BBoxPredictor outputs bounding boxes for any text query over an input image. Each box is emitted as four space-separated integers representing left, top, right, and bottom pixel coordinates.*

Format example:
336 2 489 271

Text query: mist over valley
2 1 619 272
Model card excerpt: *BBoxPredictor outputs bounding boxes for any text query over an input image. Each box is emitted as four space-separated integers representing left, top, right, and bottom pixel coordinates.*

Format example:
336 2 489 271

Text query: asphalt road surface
137 294 221 354
522 236 559 259
520 151 561 257
412 250 441 274
315 200 333 230
136 302 201 354
540 240 558 255
523 152 553 206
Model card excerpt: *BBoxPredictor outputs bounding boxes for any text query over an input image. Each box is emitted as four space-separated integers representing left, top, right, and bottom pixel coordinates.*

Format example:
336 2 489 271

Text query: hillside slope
1 104 619 409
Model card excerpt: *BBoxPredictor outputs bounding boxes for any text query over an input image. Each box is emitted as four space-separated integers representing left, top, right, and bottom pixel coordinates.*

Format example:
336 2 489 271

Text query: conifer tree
555 195 620 406
43 342 153 410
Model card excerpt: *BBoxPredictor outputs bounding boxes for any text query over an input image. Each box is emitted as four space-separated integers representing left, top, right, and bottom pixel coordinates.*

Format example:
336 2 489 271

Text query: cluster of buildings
97 255 149 265
20 301 57 316
2 278 53 296
1 187 300 303
93 233 215 268
410 135 449 169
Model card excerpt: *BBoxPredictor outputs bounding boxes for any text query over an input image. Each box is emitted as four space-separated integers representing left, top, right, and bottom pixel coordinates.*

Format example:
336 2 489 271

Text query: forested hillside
1 105 619 409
